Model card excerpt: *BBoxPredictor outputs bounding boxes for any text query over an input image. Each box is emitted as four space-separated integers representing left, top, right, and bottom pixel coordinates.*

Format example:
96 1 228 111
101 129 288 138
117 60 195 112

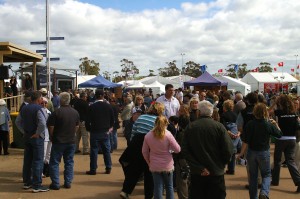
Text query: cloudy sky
1 0 300 76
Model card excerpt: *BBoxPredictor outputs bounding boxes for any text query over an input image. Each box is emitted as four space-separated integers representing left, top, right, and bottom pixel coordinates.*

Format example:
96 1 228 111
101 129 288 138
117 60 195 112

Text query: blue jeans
23 137 44 189
246 149 271 199
152 171 174 199
109 129 118 150
90 132 112 171
49 143 75 186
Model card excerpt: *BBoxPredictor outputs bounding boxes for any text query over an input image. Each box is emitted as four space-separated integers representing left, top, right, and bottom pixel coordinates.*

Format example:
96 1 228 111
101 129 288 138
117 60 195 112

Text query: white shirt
156 95 180 118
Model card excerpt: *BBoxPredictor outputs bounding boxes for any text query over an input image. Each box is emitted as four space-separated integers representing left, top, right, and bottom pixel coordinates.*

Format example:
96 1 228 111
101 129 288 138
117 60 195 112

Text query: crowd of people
1 83 300 199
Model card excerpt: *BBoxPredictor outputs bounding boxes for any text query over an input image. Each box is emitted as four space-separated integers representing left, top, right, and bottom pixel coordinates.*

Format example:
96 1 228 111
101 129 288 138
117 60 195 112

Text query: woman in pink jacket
142 116 181 199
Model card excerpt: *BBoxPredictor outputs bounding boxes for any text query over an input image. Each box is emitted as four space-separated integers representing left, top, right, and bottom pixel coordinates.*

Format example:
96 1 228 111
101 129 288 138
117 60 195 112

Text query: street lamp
181 53 185 75
295 54 298 73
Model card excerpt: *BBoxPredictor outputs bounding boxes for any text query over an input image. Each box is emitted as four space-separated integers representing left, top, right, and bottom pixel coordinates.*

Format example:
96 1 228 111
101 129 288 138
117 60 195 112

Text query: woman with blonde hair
221 99 241 175
119 102 165 199
143 115 181 199
189 97 200 122
237 103 282 199
132 95 147 114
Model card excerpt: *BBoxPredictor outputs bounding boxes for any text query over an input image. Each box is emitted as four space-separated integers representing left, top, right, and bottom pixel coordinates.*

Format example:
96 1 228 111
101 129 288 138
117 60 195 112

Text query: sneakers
86 170 96 175
259 194 268 199
32 186 50 193
49 184 60 190
23 184 32 190
120 191 129 199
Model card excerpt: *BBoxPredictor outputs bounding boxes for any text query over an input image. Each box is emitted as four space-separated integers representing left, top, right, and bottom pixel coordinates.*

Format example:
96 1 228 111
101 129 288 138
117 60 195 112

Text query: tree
158 60 180 77
184 61 202 77
120 59 139 80
79 57 100 75
103 71 111 80
112 71 123 83
148 69 155 76
226 63 249 78
258 62 272 72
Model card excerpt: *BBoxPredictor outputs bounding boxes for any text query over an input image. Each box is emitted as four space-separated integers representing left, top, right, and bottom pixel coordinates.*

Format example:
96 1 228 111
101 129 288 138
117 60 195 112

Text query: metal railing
1 94 24 113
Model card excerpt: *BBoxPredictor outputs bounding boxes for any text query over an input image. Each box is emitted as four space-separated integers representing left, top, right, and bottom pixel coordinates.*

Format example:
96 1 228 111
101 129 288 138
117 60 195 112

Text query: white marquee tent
216 76 251 96
143 81 165 96
241 72 298 93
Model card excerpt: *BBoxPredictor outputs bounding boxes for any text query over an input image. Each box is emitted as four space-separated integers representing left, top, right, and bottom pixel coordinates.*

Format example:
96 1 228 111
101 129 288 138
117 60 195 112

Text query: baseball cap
40 88 47 94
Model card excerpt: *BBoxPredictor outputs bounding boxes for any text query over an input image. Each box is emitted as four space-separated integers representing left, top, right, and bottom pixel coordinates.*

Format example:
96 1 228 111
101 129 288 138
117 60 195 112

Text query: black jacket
73 99 89 122
86 101 114 133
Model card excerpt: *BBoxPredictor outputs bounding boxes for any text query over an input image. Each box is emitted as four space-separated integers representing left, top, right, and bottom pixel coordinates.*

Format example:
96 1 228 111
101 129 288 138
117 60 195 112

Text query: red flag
278 62 284 67
274 67 277 71
297 65 300 69
291 68 295 72
218 69 223 73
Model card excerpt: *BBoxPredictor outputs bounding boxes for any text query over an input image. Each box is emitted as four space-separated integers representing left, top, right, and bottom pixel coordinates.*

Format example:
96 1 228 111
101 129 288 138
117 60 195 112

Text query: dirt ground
0 130 299 199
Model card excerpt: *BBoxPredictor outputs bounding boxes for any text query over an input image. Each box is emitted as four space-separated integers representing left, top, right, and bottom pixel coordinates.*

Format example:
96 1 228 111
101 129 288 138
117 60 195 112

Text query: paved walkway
0 131 299 199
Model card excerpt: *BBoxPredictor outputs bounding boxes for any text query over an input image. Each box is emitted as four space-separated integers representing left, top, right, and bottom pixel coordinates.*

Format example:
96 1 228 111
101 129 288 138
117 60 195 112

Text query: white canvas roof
242 72 298 83
139 76 178 86
127 81 145 88
144 81 165 95
77 75 96 86
216 76 251 95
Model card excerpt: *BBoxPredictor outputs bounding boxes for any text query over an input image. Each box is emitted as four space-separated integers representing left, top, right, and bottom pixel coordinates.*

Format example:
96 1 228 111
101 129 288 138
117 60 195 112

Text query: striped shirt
131 114 157 139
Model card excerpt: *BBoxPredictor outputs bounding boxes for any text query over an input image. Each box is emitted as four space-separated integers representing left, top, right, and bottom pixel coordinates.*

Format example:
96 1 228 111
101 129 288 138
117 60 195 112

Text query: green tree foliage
158 60 180 77
112 71 122 82
258 62 272 72
226 63 249 78
120 59 139 80
103 71 111 80
184 61 202 77
79 57 100 75
148 69 155 76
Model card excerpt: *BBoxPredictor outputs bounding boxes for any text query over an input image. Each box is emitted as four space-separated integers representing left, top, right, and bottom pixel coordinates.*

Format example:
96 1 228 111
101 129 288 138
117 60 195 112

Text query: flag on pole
234 64 239 72
297 65 300 69
218 69 223 73
278 62 284 67
291 68 295 72
274 67 277 71
200 65 207 73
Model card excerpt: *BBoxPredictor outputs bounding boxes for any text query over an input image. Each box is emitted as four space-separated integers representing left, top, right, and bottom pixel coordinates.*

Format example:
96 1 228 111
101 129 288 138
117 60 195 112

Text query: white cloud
1 0 300 77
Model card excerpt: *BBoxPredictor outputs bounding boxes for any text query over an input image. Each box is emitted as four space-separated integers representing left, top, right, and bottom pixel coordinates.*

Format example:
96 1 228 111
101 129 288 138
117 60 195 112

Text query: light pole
181 53 185 75
295 54 298 74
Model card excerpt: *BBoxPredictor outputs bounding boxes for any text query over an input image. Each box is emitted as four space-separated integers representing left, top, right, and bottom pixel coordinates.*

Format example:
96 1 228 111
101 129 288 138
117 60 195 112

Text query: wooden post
33 62 37 90
0 54 3 98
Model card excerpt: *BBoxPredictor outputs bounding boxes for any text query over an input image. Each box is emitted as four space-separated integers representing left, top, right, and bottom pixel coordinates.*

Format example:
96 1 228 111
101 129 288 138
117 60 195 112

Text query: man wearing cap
85 89 114 175
40 88 54 113
156 84 180 118
15 91 49 193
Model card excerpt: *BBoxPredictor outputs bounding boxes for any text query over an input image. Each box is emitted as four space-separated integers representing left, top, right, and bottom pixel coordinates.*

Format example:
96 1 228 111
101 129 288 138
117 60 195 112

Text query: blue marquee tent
78 75 122 88
184 71 228 87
